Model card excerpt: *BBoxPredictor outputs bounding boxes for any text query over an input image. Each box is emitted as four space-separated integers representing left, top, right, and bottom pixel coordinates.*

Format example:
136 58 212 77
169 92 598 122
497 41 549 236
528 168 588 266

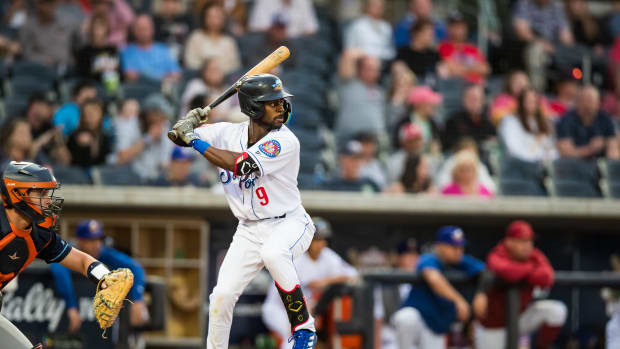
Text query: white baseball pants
474 300 567 349
391 307 446 349
206 206 316 349
0 313 34 349
607 311 620 349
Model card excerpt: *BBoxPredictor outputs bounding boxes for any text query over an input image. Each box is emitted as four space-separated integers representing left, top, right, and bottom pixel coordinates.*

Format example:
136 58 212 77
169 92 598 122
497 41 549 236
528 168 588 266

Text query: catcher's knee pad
275 282 310 331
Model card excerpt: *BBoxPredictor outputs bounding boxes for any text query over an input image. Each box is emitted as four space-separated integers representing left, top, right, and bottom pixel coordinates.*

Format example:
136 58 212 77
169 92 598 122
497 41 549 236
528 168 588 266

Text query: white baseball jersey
194 121 301 220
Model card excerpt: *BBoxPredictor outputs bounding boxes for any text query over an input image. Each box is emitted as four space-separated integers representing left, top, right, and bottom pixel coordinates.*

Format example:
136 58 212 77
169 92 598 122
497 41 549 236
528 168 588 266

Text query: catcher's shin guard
275 282 310 332
32 344 43 349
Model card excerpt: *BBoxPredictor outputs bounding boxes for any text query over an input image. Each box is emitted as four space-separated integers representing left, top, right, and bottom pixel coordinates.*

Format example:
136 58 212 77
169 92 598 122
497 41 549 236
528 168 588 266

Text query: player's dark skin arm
196 102 285 171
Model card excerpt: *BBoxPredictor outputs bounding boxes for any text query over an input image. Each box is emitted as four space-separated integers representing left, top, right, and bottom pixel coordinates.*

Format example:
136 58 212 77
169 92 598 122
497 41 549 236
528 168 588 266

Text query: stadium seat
92 166 143 186
609 182 620 199
605 159 620 180
122 82 161 103
296 129 325 151
52 166 92 185
299 151 322 174
499 178 546 196
553 179 601 198
552 158 599 182
3 96 28 118
298 173 323 190
10 77 53 99
500 155 545 181
11 61 57 82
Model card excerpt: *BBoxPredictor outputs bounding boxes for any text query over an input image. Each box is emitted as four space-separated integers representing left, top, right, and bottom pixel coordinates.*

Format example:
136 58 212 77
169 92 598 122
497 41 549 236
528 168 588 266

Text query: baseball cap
396 238 419 255
505 220 535 240
76 220 104 240
312 217 332 240
340 140 364 157
436 226 466 246
399 123 423 142
143 93 173 118
447 11 466 24
171 146 194 161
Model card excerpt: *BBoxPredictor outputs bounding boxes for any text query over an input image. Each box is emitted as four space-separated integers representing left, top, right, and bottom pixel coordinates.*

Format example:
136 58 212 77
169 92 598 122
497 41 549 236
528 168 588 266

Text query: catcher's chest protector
0 206 52 290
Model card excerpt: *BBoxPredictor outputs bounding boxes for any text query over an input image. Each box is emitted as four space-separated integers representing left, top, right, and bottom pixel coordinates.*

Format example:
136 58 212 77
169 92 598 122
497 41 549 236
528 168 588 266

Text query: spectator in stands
153 0 193 62
50 220 149 333
344 0 394 61
442 84 495 154
184 2 240 74
0 34 20 59
557 85 619 159
500 89 558 163
180 58 244 122
393 86 442 156
248 0 318 38
53 80 98 137
490 70 531 125
108 98 140 164
66 97 112 167
435 138 496 195
75 15 121 92
474 220 567 349
150 146 206 186
82 0 134 48
23 94 72 166
512 0 574 91
548 72 579 118
438 12 489 85
394 19 441 84
1 0 28 37
56 0 86 27
354 132 388 190
132 94 173 181
441 150 493 197
394 0 445 49
121 14 181 82
243 15 298 70
194 0 248 36
323 140 380 192
335 49 386 142
388 62 417 128
565 0 610 51
19 0 80 68
385 154 433 194
392 226 485 349
262 217 357 349
387 123 424 185
0 119 48 166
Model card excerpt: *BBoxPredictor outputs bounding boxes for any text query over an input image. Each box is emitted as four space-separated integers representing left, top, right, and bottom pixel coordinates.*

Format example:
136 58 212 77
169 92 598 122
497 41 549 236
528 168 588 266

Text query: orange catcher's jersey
194 121 302 221
0 205 72 290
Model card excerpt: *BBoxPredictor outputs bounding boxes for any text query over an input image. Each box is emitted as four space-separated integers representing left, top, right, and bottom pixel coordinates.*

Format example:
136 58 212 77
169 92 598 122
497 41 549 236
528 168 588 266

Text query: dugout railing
314 271 620 349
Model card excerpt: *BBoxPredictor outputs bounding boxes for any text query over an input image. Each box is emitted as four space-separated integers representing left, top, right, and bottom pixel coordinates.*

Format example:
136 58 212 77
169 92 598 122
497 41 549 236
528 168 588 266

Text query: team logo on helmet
272 80 282 91
259 140 281 158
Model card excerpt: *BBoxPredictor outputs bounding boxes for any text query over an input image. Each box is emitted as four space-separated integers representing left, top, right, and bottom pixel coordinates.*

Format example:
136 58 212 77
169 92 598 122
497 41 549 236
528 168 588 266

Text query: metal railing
315 271 620 349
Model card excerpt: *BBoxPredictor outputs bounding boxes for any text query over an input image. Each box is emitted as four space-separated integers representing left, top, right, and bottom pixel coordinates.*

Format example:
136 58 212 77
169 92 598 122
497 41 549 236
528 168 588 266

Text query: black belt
273 213 286 219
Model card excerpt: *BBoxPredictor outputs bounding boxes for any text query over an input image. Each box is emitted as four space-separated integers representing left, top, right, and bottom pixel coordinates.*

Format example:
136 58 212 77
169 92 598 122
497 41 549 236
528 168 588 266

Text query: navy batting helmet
238 74 294 122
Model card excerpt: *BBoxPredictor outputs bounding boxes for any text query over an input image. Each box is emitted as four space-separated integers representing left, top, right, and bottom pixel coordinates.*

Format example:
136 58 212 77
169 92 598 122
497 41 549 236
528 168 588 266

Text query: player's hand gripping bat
167 46 290 143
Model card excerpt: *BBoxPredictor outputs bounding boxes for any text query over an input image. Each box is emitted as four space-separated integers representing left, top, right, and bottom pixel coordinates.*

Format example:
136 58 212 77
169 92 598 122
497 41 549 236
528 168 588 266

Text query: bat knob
167 130 178 141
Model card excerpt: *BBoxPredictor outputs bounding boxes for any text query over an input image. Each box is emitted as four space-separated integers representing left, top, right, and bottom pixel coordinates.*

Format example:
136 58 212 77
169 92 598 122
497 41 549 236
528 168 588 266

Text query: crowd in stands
1 0 620 198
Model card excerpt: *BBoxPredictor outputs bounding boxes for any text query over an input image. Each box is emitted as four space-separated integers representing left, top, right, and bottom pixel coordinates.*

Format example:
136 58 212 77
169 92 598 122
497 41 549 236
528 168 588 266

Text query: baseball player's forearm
199 146 242 173
423 269 467 305
59 248 98 278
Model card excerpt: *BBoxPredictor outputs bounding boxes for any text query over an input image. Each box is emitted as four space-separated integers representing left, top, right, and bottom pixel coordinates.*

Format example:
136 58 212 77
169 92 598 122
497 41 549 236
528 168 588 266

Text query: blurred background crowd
1 0 620 196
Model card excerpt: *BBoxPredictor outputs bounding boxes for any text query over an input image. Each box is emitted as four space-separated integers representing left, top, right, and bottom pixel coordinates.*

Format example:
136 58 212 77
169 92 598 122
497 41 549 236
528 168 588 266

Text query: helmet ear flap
249 99 266 120
283 99 292 124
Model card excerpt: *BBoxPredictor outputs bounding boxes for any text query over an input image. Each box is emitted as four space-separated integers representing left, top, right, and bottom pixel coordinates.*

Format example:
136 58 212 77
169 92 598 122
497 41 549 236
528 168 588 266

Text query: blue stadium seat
299 151 322 174
606 159 620 180
609 182 620 199
554 179 601 198
552 158 598 182
295 129 324 151
122 82 161 103
10 77 53 99
11 61 57 82
297 173 323 190
3 96 28 118
93 165 143 186
52 166 92 185
500 178 546 196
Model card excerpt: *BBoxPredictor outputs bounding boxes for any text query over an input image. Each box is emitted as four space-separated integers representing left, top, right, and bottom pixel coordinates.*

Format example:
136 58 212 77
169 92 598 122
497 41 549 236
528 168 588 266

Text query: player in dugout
0 161 131 349
474 220 567 349
391 226 486 349
50 220 149 333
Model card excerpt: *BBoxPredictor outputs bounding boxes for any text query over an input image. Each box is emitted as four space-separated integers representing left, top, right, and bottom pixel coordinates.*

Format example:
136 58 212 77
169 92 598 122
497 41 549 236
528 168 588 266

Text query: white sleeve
248 0 272 32
326 248 358 278
194 122 231 148
246 134 299 177
499 115 535 162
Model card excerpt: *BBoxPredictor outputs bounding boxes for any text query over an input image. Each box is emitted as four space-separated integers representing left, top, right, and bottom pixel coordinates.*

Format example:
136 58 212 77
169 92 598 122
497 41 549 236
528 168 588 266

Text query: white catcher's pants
474 300 567 349
391 307 446 349
206 206 316 349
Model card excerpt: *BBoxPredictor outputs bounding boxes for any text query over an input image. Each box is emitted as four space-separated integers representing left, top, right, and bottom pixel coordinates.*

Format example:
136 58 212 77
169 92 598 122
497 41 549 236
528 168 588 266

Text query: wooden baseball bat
167 46 291 142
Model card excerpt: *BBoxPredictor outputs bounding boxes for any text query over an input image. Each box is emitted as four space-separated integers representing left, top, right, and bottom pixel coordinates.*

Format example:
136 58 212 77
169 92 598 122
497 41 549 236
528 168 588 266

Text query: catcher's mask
0 161 63 227
238 74 294 123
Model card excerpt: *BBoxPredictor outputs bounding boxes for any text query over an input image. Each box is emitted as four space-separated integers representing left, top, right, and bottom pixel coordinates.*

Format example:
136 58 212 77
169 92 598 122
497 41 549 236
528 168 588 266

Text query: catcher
0 161 133 348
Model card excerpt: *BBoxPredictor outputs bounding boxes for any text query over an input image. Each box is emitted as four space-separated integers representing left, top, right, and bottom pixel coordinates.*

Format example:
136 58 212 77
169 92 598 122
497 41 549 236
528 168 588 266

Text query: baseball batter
172 74 317 349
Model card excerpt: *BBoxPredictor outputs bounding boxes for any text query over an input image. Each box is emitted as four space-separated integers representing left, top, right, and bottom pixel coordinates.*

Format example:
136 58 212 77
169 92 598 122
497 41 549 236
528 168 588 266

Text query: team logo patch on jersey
259 140 281 158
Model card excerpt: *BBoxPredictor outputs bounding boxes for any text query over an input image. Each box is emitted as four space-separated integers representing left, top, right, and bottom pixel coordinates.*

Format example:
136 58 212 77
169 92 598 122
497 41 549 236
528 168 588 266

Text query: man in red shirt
438 12 489 85
473 220 566 349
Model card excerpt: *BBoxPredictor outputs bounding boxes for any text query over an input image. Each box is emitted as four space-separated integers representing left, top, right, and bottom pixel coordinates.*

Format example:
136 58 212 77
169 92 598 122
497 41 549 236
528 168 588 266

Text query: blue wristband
191 139 211 154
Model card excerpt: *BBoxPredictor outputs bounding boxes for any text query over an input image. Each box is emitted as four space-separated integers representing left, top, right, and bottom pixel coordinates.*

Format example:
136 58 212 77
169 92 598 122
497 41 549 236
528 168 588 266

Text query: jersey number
256 187 269 206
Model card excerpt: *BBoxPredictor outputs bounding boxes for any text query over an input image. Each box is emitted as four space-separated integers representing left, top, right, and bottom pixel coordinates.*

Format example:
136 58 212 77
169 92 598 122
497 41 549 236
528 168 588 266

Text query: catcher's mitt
93 268 134 337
